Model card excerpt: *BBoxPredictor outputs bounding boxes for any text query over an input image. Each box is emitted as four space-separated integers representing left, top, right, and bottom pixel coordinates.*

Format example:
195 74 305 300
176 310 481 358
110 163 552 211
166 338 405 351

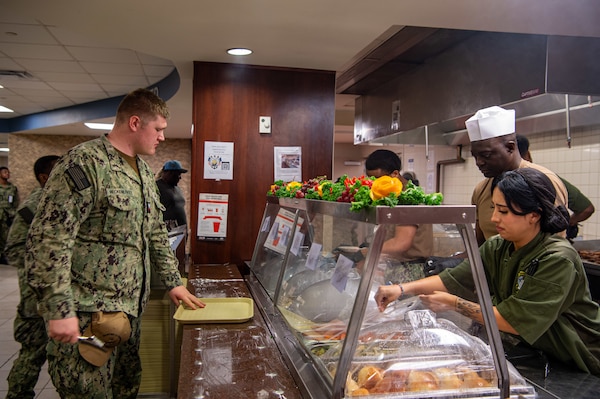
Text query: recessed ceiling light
227 48 252 56
0 105 14 113
85 122 114 130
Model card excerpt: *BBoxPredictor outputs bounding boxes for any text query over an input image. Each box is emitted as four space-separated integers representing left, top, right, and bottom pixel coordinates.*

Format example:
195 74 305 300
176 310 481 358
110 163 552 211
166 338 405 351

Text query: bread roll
459 367 492 388
371 375 407 393
349 388 370 396
407 370 439 391
434 367 463 389
357 366 384 389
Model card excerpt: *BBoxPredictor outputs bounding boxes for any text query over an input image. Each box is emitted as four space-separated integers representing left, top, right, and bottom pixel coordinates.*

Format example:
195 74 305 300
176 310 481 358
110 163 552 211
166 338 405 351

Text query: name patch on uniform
66 165 91 191
18 207 35 224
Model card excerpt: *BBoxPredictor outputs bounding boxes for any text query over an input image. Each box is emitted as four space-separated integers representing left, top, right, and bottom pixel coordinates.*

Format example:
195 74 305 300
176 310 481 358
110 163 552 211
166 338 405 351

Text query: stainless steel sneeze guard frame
249 198 519 399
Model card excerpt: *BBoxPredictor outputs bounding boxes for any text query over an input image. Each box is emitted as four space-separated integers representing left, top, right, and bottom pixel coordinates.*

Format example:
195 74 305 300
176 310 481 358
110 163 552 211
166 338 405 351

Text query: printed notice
204 141 234 180
274 146 302 182
264 208 303 255
197 193 229 241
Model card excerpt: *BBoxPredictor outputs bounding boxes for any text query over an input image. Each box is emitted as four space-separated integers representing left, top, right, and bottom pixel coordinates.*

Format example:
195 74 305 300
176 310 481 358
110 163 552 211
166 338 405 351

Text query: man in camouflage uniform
25 88 204 399
5 155 60 399
0 166 19 264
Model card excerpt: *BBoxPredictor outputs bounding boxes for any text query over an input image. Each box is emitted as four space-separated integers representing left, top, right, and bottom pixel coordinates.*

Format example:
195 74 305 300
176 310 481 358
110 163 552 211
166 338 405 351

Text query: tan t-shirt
471 160 568 240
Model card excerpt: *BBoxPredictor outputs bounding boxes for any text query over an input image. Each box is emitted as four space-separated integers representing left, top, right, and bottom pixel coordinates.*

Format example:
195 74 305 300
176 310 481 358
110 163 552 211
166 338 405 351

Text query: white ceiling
1 0 600 145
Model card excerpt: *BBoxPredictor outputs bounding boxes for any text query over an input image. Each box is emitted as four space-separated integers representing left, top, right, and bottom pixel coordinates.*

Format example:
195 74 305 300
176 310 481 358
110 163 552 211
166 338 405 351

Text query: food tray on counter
174 297 254 324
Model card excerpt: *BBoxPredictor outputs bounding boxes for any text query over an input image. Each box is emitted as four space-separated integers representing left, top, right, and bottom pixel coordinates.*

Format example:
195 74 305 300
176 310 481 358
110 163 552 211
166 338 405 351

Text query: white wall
442 126 600 240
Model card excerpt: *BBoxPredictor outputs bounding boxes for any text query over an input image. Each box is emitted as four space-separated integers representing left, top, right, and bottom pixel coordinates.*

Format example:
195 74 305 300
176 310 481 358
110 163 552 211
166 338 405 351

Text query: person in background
361 149 433 283
401 171 419 186
156 160 188 230
467 106 568 246
5 155 60 399
516 134 595 240
25 88 204 398
0 166 19 264
375 168 600 375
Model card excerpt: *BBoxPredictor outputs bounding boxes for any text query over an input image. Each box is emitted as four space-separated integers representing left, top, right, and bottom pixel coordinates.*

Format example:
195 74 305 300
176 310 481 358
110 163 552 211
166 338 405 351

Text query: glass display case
246 197 537 399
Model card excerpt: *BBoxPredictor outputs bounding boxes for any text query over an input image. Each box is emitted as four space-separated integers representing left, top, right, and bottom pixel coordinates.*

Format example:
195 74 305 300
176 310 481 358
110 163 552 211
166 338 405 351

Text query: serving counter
176 199 600 399
177 264 303 398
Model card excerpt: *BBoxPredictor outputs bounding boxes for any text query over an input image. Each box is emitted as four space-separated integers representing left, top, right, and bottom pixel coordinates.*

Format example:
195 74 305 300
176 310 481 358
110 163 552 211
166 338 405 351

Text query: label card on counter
290 231 304 256
305 243 323 270
260 216 271 232
331 255 353 293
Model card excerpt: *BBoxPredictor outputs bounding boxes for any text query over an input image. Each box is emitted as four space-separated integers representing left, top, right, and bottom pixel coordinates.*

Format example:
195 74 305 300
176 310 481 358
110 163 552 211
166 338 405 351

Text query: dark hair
492 168 569 234
33 155 60 182
365 149 401 174
0 166 8 172
516 135 529 158
115 88 169 126
402 171 419 186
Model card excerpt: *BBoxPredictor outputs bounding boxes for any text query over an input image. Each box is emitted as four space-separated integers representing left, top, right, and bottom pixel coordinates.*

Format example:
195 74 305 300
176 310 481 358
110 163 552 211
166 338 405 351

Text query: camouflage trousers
6 313 47 399
47 313 142 399
384 260 426 285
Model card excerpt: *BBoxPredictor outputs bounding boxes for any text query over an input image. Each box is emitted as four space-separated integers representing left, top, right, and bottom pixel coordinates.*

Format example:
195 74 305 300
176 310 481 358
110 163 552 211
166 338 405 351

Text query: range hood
336 26 600 146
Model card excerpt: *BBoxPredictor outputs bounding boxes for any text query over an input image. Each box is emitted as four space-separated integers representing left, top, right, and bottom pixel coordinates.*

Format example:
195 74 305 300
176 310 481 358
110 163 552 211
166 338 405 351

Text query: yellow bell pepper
286 181 302 191
369 176 403 200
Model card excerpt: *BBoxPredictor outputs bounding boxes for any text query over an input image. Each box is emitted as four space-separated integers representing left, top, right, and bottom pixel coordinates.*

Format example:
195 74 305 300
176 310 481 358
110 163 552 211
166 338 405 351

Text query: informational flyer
197 193 229 241
204 141 234 180
263 208 304 255
274 146 302 182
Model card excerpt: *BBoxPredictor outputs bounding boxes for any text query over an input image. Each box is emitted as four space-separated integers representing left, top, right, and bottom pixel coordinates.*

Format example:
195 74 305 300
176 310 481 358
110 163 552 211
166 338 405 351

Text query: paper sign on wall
197 193 229 241
274 146 302 182
204 141 234 180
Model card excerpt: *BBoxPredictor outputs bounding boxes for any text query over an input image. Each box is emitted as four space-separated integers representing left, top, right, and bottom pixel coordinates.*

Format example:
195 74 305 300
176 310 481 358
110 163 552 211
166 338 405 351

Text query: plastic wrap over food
308 310 532 398
186 326 301 398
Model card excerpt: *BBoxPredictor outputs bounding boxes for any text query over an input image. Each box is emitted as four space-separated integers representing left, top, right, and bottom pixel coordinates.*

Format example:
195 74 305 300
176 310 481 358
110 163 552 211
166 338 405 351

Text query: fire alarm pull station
259 116 271 134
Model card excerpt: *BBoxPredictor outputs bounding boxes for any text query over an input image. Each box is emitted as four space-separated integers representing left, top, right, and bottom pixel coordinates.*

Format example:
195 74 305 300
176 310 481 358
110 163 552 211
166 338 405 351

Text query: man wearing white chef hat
467 106 568 245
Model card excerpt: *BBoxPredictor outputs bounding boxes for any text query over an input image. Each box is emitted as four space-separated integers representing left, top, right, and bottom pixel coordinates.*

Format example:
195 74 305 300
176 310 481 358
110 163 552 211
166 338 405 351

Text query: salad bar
246 196 532 398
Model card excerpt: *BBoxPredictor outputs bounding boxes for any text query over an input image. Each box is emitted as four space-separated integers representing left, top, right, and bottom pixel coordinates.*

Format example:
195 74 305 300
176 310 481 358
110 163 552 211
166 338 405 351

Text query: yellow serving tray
173 297 254 324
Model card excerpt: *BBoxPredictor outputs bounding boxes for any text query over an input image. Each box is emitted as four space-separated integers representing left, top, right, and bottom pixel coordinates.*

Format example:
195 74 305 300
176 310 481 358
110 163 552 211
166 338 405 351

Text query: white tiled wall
442 126 600 240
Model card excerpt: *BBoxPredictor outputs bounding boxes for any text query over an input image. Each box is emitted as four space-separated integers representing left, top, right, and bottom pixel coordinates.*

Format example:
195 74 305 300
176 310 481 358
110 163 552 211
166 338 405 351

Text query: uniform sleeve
4 189 42 268
148 183 182 290
25 155 97 320
561 178 593 214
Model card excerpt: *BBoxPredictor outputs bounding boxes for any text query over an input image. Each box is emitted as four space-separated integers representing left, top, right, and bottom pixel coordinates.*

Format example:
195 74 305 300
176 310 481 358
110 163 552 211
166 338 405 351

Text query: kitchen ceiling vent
338 27 600 145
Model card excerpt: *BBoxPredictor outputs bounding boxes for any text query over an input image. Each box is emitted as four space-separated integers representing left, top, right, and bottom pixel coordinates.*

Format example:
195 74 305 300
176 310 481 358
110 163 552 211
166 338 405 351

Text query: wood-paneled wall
191 62 335 267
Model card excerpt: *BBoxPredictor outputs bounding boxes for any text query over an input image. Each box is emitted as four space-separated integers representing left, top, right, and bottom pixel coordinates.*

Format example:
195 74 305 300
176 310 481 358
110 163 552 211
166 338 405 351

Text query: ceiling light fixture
84 122 114 130
0 148 9 152
0 105 14 113
227 48 252 56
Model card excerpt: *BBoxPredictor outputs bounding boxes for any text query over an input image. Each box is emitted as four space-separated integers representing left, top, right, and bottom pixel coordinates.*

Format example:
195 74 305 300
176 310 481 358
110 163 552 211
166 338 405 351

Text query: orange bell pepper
369 176 403 200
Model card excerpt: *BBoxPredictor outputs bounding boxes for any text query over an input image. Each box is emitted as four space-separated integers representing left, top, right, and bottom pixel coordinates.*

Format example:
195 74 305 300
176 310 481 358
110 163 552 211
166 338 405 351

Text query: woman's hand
374 284 403 312
418 291 457 313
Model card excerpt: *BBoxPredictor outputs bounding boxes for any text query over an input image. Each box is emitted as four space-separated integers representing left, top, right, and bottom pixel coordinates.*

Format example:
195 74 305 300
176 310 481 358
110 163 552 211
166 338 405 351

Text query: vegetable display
268 175 444 212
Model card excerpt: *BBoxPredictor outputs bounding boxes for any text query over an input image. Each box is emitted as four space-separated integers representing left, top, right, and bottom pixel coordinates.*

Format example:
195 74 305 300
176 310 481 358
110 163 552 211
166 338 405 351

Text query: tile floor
0 263 60 399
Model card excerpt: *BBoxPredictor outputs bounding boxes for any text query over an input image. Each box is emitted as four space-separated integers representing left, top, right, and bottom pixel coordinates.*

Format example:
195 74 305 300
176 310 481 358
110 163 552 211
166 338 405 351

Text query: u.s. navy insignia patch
516 271 526 291
66 165 91 191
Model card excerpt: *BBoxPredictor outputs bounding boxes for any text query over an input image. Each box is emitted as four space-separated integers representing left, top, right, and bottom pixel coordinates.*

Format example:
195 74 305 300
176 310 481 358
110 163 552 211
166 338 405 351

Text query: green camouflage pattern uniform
0 181 19 260
25 135 182 399
5 187 47 399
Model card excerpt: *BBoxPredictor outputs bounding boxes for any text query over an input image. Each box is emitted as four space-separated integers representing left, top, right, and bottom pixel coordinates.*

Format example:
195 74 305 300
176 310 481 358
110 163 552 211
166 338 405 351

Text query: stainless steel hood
336 27 600 145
